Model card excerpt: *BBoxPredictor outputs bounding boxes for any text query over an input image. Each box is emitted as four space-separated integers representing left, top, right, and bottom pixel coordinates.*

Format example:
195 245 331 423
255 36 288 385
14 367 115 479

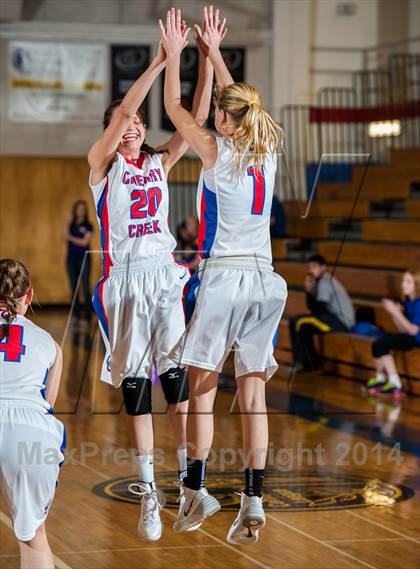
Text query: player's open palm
159 8 190 58
195 5 227 53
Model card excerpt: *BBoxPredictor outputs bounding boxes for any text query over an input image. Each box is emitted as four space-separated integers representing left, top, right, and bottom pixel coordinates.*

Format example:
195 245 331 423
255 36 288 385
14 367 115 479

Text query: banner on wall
111 45 150 123
161 47 245 132
7 41 107 123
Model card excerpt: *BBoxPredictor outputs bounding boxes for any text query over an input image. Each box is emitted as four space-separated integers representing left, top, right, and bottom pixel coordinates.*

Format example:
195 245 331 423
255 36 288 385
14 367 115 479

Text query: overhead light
368 120 401 138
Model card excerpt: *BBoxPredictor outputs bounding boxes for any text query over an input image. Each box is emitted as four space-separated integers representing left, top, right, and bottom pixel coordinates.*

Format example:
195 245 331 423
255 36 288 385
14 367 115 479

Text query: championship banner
8 41 107 123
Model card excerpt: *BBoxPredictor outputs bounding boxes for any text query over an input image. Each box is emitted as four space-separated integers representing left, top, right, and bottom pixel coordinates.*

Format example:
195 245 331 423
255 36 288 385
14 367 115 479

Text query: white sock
376 372 386 383
388 373 402 389
134 453 155 488
177 447 188 478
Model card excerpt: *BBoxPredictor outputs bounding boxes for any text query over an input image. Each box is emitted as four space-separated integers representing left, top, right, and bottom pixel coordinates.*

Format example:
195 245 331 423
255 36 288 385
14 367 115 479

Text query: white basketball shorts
93 254 188 388
171 257 288 380
0 401 66 542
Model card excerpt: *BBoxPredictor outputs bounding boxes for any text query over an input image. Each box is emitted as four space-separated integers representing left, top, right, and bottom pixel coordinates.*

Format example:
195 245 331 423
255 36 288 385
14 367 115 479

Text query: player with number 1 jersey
161 6 288 545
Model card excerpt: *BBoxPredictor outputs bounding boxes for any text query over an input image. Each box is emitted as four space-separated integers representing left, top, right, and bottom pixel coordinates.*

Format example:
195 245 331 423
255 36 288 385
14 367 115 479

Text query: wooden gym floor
0 308 419 569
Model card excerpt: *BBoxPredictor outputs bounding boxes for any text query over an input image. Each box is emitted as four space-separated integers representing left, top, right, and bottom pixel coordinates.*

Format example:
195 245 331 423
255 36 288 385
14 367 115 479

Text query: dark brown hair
103 99 164 156
0 259 31 336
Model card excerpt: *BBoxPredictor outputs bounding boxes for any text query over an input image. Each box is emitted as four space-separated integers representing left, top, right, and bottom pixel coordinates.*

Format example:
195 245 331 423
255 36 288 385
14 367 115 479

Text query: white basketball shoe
128 481 165 541
173 486 221 532
227 492 265 545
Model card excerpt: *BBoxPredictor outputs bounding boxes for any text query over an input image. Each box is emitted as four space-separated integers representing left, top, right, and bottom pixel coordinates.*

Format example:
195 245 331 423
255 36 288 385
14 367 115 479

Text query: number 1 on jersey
248 166 266 216
0 325 26 362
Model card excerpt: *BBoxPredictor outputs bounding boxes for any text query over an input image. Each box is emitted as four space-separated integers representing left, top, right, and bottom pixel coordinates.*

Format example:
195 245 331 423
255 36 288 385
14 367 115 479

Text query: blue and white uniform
171 137 288 379
90 152 187 387
0 312 66 541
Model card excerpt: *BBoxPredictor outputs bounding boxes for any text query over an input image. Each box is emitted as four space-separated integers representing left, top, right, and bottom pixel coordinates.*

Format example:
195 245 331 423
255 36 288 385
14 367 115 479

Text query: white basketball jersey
197 137 277 262
90 151 177 274
0 313 56 411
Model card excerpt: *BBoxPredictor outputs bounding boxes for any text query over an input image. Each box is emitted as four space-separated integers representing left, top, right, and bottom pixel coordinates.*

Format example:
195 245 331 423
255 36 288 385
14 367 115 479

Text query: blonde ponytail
214 82 283 173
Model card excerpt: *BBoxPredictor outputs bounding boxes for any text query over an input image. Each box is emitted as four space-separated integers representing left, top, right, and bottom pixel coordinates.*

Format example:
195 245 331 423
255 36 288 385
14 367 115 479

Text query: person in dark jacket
289 254 355 371
65 200 93 324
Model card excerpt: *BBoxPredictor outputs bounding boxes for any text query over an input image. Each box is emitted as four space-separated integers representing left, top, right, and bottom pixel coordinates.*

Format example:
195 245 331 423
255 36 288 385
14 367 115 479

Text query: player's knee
121 377 152 415
159 367 189 404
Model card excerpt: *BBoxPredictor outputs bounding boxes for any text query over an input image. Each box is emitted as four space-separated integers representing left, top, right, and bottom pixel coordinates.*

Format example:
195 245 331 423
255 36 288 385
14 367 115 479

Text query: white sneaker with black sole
173 486 221 532
227 492 265 545
128 482 165 541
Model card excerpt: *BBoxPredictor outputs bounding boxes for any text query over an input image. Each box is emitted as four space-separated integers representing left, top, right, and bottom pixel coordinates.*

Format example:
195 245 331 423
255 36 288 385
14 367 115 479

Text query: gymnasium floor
0 309 419 569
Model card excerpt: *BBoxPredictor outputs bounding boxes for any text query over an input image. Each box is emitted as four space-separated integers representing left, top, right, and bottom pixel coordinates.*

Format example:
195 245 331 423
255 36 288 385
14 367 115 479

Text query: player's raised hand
159 8 190 58
194 5 227 54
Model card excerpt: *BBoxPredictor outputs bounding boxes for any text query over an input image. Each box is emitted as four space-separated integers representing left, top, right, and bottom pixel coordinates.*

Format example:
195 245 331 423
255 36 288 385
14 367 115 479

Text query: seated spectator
289 254 355 371
175 214 200 274
366 268 420 397
270 194 285 238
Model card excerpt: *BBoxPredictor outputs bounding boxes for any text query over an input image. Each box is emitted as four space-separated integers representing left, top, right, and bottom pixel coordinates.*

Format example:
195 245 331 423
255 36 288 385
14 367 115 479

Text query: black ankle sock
184 458 207 491
244 468 265 497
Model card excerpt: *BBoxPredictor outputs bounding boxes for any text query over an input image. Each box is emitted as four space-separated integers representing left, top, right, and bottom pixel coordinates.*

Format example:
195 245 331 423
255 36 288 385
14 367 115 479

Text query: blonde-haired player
0 259 65 569
160 6 287 545
87 24 221 540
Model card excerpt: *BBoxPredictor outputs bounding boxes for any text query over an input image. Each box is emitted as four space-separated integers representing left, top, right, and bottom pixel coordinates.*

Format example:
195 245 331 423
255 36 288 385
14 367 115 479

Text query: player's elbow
195 109 209 126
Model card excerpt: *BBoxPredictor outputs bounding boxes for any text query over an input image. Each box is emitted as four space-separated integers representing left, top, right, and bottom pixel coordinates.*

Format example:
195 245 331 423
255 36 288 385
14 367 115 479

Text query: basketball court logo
92 470 413 512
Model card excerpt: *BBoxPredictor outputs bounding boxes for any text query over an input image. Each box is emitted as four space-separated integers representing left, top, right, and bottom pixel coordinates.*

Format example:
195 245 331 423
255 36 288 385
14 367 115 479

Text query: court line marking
326 537 409 543
74 459 272 569
267 514 380 569
0 511 73 569
54 544 224 555
345 511 420 545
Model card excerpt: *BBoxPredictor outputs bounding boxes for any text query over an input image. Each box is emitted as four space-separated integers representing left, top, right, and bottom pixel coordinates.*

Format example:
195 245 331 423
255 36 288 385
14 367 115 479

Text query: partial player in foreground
87 24 216 540
161 6 287 545
0 259 66 569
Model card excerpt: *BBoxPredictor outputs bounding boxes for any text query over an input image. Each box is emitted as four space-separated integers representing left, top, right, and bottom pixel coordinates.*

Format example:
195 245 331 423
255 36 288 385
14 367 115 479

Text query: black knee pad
159 367 189 405
121 377 152 415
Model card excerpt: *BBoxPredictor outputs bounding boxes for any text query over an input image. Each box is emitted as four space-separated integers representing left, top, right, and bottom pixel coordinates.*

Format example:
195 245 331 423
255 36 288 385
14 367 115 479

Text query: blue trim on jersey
201 182 218 259
40 368 49 401
272 328 279 349
96 184 108 275
184 272 201 325
92 278 109 339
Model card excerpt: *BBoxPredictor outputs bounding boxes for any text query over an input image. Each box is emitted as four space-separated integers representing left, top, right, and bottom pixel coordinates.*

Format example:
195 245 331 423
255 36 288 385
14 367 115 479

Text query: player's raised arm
159 17 215 176
195 5 232 88
160 8 218 170
88 42 166 182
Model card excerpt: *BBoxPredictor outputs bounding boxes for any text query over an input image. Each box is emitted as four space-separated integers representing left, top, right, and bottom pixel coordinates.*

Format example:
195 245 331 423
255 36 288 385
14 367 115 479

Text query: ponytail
214 82 283 173
0 259 31 338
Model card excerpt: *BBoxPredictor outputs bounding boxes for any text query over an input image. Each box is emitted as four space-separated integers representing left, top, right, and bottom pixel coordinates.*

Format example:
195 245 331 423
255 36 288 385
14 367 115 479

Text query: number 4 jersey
197 136 277 263
0 313 56 411
90 152 177 273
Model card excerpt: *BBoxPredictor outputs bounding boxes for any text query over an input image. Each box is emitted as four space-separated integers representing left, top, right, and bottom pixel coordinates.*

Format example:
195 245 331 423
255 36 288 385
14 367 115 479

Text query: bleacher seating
271 148 420 393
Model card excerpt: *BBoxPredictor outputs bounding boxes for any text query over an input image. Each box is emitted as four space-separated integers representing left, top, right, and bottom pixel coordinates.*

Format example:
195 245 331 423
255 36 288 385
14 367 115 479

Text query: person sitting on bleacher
366 268 420 396
289 254 355 372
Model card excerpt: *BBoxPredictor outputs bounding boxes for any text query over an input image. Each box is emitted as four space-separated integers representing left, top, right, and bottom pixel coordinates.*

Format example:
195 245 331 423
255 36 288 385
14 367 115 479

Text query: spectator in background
289 254 355 371
366 268 420 397
270 194 285 238
65 200 93 325
176 214 201 274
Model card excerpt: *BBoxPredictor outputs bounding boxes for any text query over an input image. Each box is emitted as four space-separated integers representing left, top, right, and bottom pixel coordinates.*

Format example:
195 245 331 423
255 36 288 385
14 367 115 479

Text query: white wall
311 0 379 95
0 19 271 157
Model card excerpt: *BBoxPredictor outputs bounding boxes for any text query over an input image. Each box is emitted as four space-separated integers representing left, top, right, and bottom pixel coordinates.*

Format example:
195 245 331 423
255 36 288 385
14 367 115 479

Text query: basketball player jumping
87 29 220 541
160 5 288 545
